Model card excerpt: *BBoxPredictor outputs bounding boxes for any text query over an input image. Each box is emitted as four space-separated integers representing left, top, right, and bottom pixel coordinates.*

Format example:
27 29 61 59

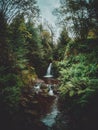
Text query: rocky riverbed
6 78 71 130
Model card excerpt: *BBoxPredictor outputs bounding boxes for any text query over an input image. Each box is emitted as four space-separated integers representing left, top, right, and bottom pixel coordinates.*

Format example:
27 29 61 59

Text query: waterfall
44 63 53 78
40 62 60 128
46 63 52 75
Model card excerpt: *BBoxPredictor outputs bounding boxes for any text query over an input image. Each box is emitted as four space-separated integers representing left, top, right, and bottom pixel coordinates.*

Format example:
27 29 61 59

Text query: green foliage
0 11 11 67
9 15 29 69
52 26 71 61
58 39 98 109
54 0 98 40
0 8 39 117
0 72 23 113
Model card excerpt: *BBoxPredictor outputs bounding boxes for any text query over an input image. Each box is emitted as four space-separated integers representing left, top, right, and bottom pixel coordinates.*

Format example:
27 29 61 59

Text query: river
38 94 70 130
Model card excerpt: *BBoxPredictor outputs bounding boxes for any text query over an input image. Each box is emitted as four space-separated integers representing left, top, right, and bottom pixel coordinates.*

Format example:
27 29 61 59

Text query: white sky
37 0 60 42
37 0 60 25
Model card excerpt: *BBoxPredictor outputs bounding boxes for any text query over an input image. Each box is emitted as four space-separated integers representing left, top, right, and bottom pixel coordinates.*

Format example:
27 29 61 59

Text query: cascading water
40 63 60 128
46 63 52 75
30 62 69 130
44 63 53 78
48 85 54 96
34 83 41 94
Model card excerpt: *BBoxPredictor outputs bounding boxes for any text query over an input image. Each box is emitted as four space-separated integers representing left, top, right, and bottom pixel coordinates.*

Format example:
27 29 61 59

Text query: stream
33 63 70 130
21 82 70 130
40 95 60 127
38 93 70 130
41 63 59 128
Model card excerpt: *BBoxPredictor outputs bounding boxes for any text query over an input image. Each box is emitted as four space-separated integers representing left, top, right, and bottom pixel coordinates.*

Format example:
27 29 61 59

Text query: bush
0 72 23 113
58 39 98 109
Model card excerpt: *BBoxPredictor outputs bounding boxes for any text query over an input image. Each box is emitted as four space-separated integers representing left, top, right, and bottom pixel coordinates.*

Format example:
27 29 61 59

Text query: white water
44 63 53 78
48 85 54 96
41 96 60 127
41 62 60 127
34 83 41 94
47 63 52 75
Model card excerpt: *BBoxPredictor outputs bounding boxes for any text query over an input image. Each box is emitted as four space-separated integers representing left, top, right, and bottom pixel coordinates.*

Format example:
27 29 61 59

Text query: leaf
69 90 75 97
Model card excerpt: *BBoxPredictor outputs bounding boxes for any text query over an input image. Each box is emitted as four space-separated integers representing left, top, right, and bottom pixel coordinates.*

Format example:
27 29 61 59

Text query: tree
93 0 98 20
9 14 30 70
0 11 10 68
53 0 97 40
46 22 55 46
26 22 54 77
0 0 39 122
26 21 45 77
52 26 71 61
0 0 39 68
59 26 70 46
0 0 39 23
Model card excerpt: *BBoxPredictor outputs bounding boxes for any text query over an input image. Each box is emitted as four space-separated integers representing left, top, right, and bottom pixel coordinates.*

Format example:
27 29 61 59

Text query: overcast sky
37 0 60 26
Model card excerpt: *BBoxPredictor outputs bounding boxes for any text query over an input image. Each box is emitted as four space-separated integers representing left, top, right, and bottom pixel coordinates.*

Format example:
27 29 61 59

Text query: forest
0 0 98 130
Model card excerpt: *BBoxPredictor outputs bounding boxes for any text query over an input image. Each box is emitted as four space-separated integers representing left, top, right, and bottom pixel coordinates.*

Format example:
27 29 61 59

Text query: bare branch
0 0 39 23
